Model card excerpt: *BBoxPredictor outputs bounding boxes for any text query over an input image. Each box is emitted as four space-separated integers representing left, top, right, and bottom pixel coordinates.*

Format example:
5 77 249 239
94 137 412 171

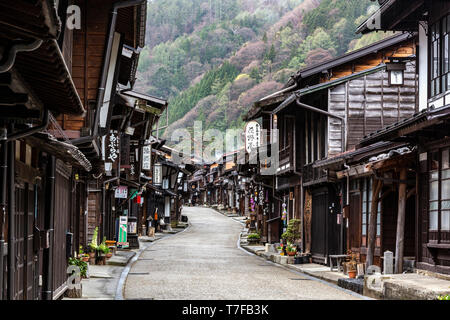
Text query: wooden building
0 0 92 300
354 0 450 274
245 32 419 264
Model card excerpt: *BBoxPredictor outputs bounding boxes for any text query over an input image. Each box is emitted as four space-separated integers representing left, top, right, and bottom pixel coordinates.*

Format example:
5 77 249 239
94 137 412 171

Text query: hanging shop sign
115 186 128 199
245 121 261 154
142 144 151 171
106 130 120 164
153 163 162 186
117 216 129 248
129 144 138 180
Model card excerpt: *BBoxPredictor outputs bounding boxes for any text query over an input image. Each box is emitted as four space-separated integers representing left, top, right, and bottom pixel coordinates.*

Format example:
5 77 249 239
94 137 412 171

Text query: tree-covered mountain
135 0 388 140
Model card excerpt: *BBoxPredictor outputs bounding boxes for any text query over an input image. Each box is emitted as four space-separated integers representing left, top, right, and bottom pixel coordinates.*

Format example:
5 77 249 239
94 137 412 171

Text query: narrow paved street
124 207 361 300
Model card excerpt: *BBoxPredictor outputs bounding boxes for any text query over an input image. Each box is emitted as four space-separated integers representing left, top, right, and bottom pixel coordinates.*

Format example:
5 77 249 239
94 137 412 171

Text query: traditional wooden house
0 0 93 300
47 0 147 246
245 32 419 264
102 91 167 248
353 0 450 274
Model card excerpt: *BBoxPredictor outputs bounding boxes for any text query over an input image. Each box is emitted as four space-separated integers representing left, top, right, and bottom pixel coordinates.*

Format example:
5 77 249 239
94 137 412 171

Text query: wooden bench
329 254 349 272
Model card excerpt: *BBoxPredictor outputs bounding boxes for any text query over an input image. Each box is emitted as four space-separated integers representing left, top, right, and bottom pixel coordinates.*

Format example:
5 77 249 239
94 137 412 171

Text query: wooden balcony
303 163 330 186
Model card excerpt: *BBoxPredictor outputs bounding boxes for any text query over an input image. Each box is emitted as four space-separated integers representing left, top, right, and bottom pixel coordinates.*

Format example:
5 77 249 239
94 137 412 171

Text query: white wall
419 23 429 111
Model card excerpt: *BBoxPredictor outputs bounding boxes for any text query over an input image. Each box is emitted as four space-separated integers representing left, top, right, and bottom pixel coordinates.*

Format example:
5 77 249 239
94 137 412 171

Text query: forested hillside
135 0 388 140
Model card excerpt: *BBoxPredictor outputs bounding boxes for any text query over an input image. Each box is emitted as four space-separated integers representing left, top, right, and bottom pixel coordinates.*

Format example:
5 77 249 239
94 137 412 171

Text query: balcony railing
303 163 328 185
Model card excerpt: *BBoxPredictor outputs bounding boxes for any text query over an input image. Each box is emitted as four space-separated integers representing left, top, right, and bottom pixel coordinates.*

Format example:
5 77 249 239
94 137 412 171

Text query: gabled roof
285 33 413 87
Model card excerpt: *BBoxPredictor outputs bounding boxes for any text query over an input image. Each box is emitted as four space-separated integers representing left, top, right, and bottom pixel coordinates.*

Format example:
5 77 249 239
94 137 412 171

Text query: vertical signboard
105 130 120 175
153 163 162 186
142 144 151 171
118 216 128 248
245 121 261 154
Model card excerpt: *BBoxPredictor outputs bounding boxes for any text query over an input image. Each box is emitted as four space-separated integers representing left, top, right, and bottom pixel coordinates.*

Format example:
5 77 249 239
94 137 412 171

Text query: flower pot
106 253 112 259
348 270 357 279
88 252 96 258
287 251 296 256
81 256 89 262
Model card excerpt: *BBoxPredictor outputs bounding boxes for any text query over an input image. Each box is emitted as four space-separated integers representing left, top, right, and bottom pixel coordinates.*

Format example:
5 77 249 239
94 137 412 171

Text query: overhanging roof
359 105 450 147
286 33 413 87
121 90 168 108
27 132 92 171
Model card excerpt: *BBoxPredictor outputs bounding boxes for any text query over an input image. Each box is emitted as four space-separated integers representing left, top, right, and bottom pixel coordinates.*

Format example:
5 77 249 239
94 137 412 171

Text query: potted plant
286 244 297 256
86 227 98 264
281 219 301 246
346 254 358 279
68 257 88 279
247 233 260 244
79 246 89 262
99 237 112 259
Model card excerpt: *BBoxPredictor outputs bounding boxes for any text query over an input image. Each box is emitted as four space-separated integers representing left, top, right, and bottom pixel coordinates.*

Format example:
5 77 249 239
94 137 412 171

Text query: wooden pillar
395 167 408 274
366 177 382 269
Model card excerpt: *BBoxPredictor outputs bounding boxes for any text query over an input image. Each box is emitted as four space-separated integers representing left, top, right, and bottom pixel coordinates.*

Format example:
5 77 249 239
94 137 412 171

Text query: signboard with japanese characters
142 144 151 171
153 163 162 186
115 186 128 199
245 121 261 154
106 130 120 166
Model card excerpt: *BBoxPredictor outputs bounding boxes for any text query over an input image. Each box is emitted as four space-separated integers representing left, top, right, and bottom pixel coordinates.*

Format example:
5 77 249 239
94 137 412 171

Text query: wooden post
366 177 382 269
395 167 408 274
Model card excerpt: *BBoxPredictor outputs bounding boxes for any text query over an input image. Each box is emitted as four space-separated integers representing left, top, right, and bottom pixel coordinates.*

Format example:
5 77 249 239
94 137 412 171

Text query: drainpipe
42 155 56 300
0 128 7 300
343 163 350 255
6 125 15 300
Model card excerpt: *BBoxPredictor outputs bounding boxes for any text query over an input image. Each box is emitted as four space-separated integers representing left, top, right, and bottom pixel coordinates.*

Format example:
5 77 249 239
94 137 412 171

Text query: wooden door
349 192 361 252
13 182 40 300
52 163 71 298
311 190 327 262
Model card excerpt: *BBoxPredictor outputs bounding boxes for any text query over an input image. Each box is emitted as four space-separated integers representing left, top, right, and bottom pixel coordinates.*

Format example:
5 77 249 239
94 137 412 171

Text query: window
361 178 381 247
430 14 450 98
429 148 450 232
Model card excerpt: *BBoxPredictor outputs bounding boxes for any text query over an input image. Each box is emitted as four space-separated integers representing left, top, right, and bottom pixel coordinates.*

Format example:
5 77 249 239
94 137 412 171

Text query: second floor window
430 14 450 98
429 147 450 233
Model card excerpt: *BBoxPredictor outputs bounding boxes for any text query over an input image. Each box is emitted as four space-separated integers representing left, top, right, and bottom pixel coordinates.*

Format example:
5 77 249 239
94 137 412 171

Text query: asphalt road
123 206 361 300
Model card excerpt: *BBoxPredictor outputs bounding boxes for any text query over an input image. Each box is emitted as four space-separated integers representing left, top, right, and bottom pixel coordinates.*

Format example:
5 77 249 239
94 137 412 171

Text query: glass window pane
446 34 449 74
431 171 439 180
442 201 450 210
430 181 439 200
362 213 367 224
430 211 439 230
442 179 450 198
437 76 441 94
377 224 381 236
442 211 450 231
362 224 367 236
443 170 450 179
430 201 439 211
